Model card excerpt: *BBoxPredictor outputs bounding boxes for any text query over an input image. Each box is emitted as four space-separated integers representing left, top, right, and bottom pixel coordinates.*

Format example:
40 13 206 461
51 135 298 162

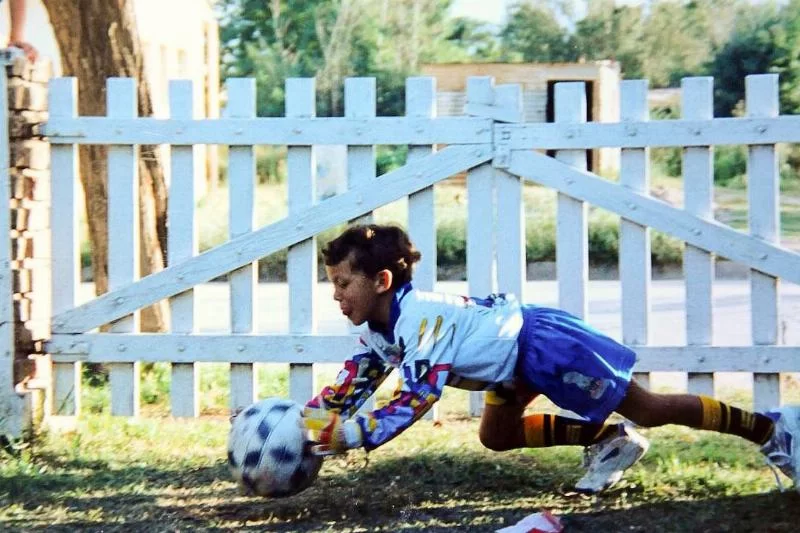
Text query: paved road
152 279 799 346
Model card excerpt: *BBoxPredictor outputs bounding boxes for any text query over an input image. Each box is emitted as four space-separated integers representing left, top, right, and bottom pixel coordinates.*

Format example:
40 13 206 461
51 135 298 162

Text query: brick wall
8 55 52 424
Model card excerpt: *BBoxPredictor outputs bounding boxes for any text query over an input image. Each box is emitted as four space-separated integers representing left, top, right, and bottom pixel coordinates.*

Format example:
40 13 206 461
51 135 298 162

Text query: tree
500 2 574 63
441 17 501 61
570 0 645 78
639 0 742 87
218 0 461 117
707 2 783 117
42 0 168 331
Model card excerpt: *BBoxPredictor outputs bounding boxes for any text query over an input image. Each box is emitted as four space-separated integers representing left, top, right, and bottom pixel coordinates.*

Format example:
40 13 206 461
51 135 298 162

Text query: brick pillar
8 55 52 430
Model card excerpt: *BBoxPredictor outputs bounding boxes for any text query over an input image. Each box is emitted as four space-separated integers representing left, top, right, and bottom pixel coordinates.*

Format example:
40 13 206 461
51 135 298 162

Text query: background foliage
215 0 800 188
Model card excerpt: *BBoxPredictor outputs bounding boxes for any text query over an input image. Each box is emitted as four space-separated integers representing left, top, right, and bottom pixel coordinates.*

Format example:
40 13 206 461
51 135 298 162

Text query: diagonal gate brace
52 144 493 333
507 150 800 285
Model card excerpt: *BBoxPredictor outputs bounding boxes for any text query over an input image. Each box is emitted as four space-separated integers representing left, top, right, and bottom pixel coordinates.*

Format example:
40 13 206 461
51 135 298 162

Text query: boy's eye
336 280 349 289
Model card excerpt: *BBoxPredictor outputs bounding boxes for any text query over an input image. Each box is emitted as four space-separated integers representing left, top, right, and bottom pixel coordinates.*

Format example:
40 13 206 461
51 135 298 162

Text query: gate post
0 52 52 437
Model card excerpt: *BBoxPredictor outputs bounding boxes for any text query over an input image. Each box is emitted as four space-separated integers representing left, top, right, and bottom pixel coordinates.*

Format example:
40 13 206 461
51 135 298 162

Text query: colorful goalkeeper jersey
306 283 524 451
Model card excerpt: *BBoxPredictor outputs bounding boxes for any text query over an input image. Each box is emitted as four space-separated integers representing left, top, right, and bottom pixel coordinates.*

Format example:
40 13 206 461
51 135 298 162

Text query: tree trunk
42 0 168 332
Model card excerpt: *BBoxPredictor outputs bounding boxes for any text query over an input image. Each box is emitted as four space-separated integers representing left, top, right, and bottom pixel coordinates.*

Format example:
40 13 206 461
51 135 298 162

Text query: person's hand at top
8 0 38 62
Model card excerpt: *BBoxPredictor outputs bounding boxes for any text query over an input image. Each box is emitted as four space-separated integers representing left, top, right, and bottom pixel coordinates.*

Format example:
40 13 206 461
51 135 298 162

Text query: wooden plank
748 75 781 411
555 82 588 318
406 77 437 293
48 334 360 363
506 151 800 285
345 77 377 415
683 77 715 397
619 80 652 390
226 78 258 411
466 77 497 417
287 78 317 406
49 77 81 416
44 116 494 145
494 87 525 300
406 76 439 421
52 144 493 333
168 80 199 417
346 77 376 226
495 115 800 149
465 77 523 123
45 334 800 372
106 78 140 417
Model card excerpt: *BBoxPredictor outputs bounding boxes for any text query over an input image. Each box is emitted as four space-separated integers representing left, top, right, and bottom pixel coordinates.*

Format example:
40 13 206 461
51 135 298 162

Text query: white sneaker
761 406 800 492
574 425 649 494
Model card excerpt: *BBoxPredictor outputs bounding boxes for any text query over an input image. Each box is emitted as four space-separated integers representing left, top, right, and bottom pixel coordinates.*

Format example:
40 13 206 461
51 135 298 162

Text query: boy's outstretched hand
302 407 363 456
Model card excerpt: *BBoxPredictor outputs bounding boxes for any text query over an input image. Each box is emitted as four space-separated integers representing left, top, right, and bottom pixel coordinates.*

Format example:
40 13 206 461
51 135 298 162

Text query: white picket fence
24 73 800 422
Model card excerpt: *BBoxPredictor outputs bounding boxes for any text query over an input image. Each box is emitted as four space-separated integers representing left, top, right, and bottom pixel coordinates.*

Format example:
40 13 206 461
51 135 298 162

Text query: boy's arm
305 361 447 454
352 363 446 450
305 343 392 418
305 309 457 454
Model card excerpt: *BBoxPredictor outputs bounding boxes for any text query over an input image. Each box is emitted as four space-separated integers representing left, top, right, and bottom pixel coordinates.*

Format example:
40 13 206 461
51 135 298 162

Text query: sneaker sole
574 437 650 494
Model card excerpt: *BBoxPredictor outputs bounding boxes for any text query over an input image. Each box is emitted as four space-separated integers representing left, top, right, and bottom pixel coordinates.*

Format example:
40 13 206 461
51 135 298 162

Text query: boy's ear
374 269 393 293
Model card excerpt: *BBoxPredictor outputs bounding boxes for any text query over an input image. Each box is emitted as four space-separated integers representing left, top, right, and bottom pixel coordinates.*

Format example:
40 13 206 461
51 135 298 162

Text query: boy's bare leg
478 386 537 451
616 380 774 445
478 383 647 494
478 383 624 452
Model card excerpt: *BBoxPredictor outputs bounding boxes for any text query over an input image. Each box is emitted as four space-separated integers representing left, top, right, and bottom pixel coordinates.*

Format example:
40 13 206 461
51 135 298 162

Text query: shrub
436 219 467 266
256 146 287 184
714 145 747 186
376 145 408 176
525 217 556 262
588 210 619 265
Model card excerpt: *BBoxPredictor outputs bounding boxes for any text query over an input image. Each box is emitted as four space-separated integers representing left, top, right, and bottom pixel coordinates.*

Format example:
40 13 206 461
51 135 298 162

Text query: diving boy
303 224 800 493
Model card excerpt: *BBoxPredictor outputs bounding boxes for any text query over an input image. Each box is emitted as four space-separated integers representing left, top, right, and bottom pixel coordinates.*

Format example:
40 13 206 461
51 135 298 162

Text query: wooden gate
4 73 799 429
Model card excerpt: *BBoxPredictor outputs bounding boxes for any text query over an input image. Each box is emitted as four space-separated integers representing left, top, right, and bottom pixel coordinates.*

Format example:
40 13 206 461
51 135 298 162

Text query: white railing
35 73 800 421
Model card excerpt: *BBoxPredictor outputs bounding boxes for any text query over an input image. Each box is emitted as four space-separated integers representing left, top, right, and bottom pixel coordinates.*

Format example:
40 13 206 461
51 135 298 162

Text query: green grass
2 397 799 531
3 369 783 530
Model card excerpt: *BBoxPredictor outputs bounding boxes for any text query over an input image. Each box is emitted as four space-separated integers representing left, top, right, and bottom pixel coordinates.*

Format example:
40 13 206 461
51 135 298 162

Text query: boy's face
325 257 391 327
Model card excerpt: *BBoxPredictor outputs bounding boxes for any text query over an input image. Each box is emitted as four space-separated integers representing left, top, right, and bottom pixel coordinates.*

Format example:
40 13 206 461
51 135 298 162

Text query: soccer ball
227 397 323 497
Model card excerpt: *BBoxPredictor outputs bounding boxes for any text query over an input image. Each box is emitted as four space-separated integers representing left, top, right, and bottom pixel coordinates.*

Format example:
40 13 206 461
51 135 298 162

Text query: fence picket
406 76 438 420
466 77 496 416
226 78 258 411
286 78 317 406
495 84 525 301
107 78 140 417
683 77 715 397
168 80 199 417
345 77 378 414
49 78 80 416
555 82 588 318
620 80 652 390
747 74 781 411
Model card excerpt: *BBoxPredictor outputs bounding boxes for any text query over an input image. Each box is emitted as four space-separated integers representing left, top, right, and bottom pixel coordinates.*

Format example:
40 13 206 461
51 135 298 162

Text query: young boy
303 224 800 493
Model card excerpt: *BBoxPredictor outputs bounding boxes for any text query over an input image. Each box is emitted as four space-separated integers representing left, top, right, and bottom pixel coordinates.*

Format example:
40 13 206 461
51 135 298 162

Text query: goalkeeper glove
302 407 363 456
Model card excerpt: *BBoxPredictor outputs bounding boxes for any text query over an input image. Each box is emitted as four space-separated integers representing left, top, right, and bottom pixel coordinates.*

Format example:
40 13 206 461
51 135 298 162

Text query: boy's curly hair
322 224 421 289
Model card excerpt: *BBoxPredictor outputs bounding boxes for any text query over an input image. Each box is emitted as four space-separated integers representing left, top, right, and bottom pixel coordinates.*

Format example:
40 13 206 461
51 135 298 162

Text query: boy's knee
478 427 515 452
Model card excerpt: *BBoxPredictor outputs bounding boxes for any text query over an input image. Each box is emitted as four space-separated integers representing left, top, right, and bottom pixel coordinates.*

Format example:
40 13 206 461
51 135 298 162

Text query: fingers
309 443 341 456
303 416 332 432
301 408 334 431
9 41 38 63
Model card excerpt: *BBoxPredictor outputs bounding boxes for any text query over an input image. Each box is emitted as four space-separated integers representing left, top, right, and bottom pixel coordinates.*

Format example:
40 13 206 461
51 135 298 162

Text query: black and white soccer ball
227 397 323 497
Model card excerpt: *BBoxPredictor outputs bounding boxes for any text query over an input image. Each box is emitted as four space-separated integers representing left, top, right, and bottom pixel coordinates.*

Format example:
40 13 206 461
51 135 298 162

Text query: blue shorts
515 305 636 423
